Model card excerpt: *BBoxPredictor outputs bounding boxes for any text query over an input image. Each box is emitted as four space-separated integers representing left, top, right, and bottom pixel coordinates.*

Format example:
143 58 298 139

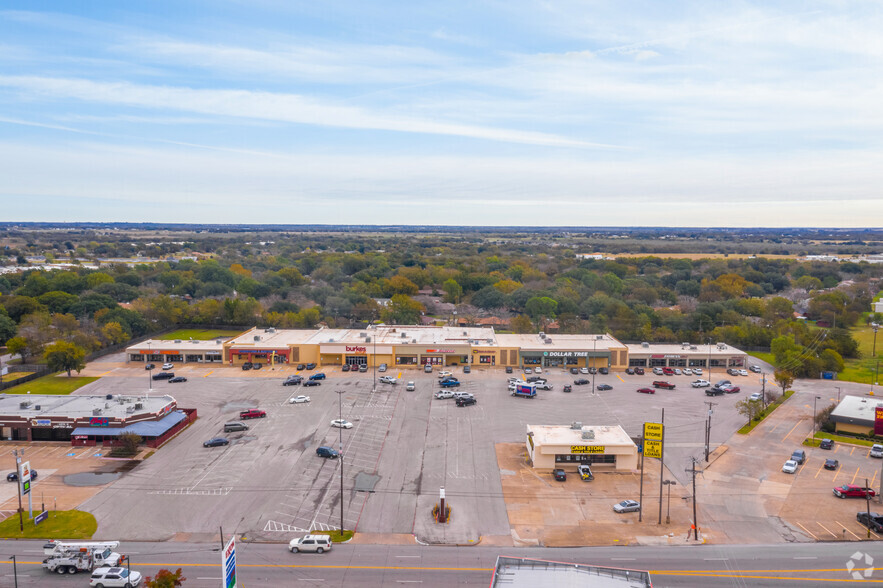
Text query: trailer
511 382 537 398
42 540 120 575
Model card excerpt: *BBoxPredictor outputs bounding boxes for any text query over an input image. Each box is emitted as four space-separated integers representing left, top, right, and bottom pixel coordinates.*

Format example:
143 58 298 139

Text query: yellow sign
571 445 606 454
644 439 662 458
644 422 663 441
527 435 534 450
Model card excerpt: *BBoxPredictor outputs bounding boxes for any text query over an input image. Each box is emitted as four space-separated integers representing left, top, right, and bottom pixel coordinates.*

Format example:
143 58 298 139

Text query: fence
0 365 51 393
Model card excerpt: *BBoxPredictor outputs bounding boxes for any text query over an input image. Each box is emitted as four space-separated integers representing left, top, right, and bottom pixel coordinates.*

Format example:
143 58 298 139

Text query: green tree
85 272 115 289
0 313 16 344
43 341 87 376
442 279 463 304
380 294 424 324
735 397 764 426
144 568 186 587
525 296 558 320
388 275 419 296
6 336 28 361
101 321 130 345
819 348 845 373
774 370 795 395
117 432 143 456
510 314 534 333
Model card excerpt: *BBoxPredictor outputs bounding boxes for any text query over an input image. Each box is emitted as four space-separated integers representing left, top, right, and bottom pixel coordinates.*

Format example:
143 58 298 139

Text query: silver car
613 500 641 513
435 390 454 399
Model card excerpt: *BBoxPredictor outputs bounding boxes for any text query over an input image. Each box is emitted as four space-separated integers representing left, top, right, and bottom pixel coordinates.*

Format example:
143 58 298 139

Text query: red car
722 385 741 394
652 381 675 389
637 387 656 394
833 484 877 499
662 367 674 376
239 409 267 420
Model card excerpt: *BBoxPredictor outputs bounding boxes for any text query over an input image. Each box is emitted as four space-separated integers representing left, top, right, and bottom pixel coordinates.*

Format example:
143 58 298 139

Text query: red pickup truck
652 381 676 389
833 484 877 499
239 409 267 420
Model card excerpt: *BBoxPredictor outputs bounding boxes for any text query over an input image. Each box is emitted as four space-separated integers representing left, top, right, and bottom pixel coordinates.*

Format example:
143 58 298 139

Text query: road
1 540 880 587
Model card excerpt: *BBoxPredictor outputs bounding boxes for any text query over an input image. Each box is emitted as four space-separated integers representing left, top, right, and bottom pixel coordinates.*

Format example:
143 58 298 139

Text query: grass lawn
838 323 881 385
0 372 33 384
737 390 795 434
749 352 775 366
1 374 98 395
159 329 242 340
803 431 878 448
324 529 355 542
0 510 96 539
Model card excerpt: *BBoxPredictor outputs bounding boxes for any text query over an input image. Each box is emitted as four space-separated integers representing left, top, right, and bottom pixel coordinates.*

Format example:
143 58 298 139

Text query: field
0 371 32 383
839 324 881 385
1 374 98 395
158 329 242 340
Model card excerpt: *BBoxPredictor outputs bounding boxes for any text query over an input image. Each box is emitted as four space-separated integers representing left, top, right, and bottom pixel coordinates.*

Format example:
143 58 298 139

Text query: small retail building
625 341 748 371
126 338 227 364
0 393 195 447
497 333 628 370
829 395 882 436
526 424 638 471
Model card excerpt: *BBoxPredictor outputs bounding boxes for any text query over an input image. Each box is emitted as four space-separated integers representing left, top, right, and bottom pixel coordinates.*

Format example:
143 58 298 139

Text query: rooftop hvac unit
690 346 698 350
401 332 408 338
412 339 417 343
19 402 31 409
105 403 110 409
544 338 552 344
126 406 135 414
135 403 143 410
268 328 276 333
106 394 113 400
539 332 546 338
34 405 41 410
174 339 182 343
581 429 596 440
92 409 102 416
365 337 371 342
359 332 367 338
216 339 222 344
641 342 650 348
682 342 690 347
191 340 200 344
717 343 727 350
596 335 604 340
328 338 335 342
486 339 493 344
571 421 582 430
253 336 261 342
463 331 468 336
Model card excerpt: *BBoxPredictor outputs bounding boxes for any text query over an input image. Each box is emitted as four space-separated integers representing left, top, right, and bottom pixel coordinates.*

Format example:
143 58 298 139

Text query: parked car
241 362 253 371
570 367 579 374
455 396 477 407
284 375 303 386
613 500 641 513
652 367 664 376
379 375 397 384
833 484 877 499
749 392 763 401
691 380 711 388
305 363 316 370
716 380 732 387
303 380 321 387
637 387 655 394
563 385 572 393
144 363 155 370
580 367 589 374
6 470 37 482
578 464 594 481
727 368 738 376
360 364 369 372
309 373 326 380
597 384 613 391
552 468 566 481
824 458 839 470
791 449 806 464
452 391 474 399
526 376 545 383
424 364 433 373
152 372 174 380
162 363 174 370
819 438 834 450
523 367 533 374
625 368 635 375
378 363 387 372
341 364 350 372
588 367 597 375
692 368 702 375
203 437 229 448
89 566 142 588
438 370 453 379
224 422 249 432
661 367 673 376
599 367 609 375
574 378 590 385
296 364 306 370
683 368 693 376
634 367 645 375
505 366 513 374
706 387 726 396
535 367 543 374
857 511 883 533
289 395 310 404
782 460 798 474
406 381 415 391
168 376 187 383
316 446 339 459
721 385 740 394
435 390 454 399
871 444 883 458
749 365 762 373
652 381 675 389
439 379 460 388
463 365 471 373
737 369 748 376
673 368 682 375
535 382 553 390
331 419 353 429
239 409 267 420
289 534 332 554
253 363 263 370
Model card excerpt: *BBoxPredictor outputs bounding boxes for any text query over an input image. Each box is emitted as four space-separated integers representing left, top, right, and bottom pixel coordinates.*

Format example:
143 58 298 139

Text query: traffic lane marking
203 371 213 377
814 461 826 478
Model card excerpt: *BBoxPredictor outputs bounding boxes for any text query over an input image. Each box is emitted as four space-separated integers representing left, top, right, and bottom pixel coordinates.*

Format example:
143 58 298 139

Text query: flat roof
492 556 651 588
229 325 500 348
528 424 636 448
226 327 319 348
0 394 174 419
72 410 187 437
127 338 226 352
626 342 746 356
496 333 625 351
830 395 883 425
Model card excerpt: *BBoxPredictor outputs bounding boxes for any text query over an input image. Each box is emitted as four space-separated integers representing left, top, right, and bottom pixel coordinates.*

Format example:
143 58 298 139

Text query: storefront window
479 355 495 364
522 357 541 365
130 354 144 361
688 358 706 367
185 354 202 362
346 356 368 366
649 358 667 367
668 359 686 367
728 358 745 367
566 357 579 365
165 354 183 362
709 359 726 368
396 356 418 365
421 356 443 365
629 358 647 367
555 454 616 464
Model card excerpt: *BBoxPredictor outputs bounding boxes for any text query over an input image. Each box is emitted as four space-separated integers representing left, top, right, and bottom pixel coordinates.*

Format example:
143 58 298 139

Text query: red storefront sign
875 407 883 436
426 349 455 354
346 346 366 353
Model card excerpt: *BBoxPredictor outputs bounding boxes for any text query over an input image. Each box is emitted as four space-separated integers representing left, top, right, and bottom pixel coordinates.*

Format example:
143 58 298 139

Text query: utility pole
8 554 17 588
686 458 700 541
337 390 345 533
704 401 717 462
13 449 23 532
866 478 872 539
638 435 644 523
658 408 664 525
762 373 767 409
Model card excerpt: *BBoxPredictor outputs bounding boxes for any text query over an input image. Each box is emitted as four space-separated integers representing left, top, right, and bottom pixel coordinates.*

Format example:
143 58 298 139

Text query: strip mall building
126 326 748 370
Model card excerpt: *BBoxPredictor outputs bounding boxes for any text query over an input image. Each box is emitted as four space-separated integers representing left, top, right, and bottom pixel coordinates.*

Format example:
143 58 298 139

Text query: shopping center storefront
229 348 290 365
394 345 471 367
126 339 227 364
625 343 747 370
526 424 638 472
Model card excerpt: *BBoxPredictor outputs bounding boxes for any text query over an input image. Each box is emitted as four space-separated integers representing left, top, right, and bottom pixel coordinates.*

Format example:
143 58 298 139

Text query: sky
1 1 882 227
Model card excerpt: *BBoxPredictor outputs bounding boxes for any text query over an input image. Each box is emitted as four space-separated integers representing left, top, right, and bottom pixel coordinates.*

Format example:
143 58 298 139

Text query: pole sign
875 406 883 436
34 510 49 525
222 536 237 588
644 439 662 458
644 422 663 441
19 460 32 495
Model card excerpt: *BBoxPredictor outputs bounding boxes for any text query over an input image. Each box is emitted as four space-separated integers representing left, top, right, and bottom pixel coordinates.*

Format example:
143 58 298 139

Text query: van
424 364 433 373
224 422 249 433
316 446 339 459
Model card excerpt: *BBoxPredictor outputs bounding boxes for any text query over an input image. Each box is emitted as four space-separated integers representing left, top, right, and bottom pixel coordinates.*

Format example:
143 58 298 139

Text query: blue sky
1 1 881 226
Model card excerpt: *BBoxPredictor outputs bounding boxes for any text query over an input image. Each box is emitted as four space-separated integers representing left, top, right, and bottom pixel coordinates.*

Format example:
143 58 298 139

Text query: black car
819 439 834 450
570 367 579 374
242 362 253 370
203 437 229 448
526 376 545 383
144 363 155 370
857 511 883 533
705 387 726 396
253 363 262 370
599 367 609 375
455 396 477 407
574 378 589 385
316 446 339 459
553 469 567 481
341 364 350 372
588 367 597 374
563 385 572 393
152 372 174 380
824 458 839 470
169 376 187 383
597 384 613 391
305 363 317 370
463 365 471 374
505 366 513 374
296 364 306 370
283 376 303 386
303 380 321 387
7 470 37 482
625 367 635 375
634 367 645 375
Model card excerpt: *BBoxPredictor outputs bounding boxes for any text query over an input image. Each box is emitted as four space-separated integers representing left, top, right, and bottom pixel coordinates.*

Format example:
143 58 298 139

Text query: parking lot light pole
591 337 596 395
872 323 879 357
813 395 821 436
337 390 345 533
835 386 841 403
8 554 17 588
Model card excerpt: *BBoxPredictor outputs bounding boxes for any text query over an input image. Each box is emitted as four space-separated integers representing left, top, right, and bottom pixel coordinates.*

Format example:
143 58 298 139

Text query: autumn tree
774 370 795 394
380 294 424 324
510 315 534 333
44 341 87 376
144 568 186 587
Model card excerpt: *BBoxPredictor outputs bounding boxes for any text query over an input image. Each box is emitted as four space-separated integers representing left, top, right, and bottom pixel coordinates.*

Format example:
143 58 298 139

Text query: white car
613 499 641 513
89 567 142 587
379 375 397 384
737 369 749 376
580 367 589 374
535 366 542 374
870 444 883 458
524 367 533 374
673 368 682 375
289 395 310 404
435 390 454 399
161 363 174 370
749 365 762 373
452 391 474 399
683 368 693 376
782 460 798 474
693 368 703 376
406 381 415 391
331 419 353 429
289 534 332 554
749 392 762 401
691 380 711 388
438 371 453 379
507 382 517 391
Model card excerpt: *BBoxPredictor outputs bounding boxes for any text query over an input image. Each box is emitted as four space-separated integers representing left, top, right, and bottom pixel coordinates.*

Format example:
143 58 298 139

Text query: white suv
90 567 142 587
870 444 883 458
289 534 332 553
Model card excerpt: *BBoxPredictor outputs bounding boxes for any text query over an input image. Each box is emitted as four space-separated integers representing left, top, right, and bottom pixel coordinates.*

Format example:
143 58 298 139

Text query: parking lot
71 359 773 543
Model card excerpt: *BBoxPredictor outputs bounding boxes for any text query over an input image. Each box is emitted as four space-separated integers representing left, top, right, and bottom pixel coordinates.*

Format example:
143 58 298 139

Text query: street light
8 554 17 588
591 337 597 395
662 480 677 524
813 395 821 436
336 390 345 533
835 387 841 403
146 341 153 397
872 323 879 357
